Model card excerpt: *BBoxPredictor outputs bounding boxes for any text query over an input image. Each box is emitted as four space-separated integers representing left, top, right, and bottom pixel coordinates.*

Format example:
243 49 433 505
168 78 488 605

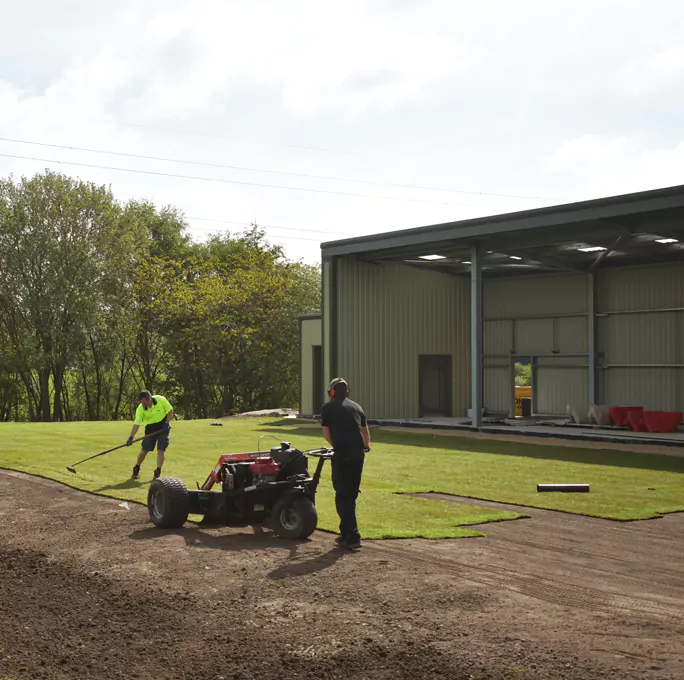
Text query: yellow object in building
515 385 532 417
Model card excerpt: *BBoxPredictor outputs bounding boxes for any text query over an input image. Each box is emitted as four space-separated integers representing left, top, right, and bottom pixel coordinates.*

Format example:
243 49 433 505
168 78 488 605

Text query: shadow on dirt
128 525 291 551
128 525 347 578
266 547 346 580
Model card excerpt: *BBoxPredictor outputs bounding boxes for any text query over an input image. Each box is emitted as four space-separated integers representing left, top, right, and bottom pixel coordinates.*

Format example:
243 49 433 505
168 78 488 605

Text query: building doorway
419 355 452 418
513 358 532 418
312 345 323 414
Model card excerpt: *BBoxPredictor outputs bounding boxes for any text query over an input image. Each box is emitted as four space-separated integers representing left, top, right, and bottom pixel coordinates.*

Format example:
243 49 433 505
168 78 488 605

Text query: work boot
345 537 361 550
154 467 162 479
131 465 140 480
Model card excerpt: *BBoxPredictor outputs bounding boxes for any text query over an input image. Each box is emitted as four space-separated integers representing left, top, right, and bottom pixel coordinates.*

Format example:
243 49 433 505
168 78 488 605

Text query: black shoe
345 537 361 550
131 465 140 480
153 468 162 479
335 535 346 546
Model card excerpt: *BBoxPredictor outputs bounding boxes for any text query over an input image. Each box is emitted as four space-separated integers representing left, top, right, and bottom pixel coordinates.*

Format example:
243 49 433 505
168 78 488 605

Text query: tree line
0 170 320 422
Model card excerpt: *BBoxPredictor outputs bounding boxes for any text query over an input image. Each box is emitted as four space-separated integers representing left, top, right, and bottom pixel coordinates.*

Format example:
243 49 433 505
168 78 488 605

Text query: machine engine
200 441 309 492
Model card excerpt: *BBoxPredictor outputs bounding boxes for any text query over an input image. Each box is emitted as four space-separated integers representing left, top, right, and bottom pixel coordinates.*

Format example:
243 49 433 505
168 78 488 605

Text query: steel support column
471 246 484 427
510 357 517 419
588 272 598 405
322 257 337 391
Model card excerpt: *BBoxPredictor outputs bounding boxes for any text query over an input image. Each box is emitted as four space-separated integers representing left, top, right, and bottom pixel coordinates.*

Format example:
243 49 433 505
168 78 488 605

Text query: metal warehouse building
300 184 684 429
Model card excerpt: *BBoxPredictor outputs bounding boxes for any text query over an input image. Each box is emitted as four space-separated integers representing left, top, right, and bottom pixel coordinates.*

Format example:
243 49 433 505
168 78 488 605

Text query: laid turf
2 418 682 538
292 422 684 521
276 422 684 521
0 418 523 539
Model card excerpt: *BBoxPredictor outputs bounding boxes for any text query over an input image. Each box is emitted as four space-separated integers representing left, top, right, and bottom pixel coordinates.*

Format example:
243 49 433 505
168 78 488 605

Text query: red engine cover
219 453 280 476
251 460 280 476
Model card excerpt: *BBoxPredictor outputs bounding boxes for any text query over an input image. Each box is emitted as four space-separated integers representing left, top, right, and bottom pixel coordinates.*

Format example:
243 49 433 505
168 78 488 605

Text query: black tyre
147 477 190 529
272 496 318 539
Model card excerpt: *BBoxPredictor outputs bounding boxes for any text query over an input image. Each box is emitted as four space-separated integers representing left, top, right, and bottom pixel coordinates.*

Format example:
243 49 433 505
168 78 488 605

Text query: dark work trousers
331 449 365 540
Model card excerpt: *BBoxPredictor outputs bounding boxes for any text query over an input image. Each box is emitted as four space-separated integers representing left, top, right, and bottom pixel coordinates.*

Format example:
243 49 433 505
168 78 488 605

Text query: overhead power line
121 120 361 157
0 136 561 202
186 216 352 237
0 148 450 244
0 151 491 206
92 117 577 180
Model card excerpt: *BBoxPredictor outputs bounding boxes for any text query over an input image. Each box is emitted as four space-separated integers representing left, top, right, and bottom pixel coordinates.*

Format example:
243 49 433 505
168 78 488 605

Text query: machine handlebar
304 447 335 458
304 447 370 457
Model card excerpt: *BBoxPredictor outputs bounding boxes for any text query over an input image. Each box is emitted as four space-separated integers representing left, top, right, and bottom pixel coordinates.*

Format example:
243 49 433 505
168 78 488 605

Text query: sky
1 0 684 264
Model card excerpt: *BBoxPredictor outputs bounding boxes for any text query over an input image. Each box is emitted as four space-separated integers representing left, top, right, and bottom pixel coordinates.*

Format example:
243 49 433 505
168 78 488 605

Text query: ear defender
329 379 349 398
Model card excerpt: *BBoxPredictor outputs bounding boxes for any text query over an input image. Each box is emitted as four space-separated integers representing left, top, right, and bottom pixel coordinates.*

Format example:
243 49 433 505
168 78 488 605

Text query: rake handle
69 430 161 468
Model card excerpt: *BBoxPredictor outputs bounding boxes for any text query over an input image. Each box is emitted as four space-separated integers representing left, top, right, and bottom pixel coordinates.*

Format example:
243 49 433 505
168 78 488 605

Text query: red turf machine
146 441 334 539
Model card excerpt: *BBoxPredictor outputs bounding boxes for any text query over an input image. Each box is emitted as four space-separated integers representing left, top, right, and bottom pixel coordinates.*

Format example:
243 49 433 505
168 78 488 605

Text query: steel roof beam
322 185 684 258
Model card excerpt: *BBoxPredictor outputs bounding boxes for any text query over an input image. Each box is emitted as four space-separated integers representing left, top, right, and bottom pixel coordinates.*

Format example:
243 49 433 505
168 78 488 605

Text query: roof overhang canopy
320 184 684 277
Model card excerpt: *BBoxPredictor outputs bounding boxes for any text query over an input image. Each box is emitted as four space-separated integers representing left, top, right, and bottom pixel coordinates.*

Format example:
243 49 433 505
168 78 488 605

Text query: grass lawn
1 418 682 538
0 418 524 539
252 421 684 521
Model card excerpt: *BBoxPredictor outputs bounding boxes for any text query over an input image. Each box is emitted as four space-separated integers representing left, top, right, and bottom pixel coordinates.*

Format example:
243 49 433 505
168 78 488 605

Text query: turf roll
537 483 590 492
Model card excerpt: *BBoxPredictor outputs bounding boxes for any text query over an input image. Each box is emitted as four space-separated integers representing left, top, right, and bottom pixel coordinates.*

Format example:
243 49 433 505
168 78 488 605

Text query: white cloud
0 0 472 265
1 1 467 128
545 135 684 199
588 142 684 197
257 4 466 118
3 0 684 265
625 44 684 92
120 1 467 120
545 135 633 175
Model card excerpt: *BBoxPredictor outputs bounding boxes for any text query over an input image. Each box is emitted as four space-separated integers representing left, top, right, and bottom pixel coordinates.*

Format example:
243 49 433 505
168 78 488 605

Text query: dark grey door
312 345 323 414
419 355 452 418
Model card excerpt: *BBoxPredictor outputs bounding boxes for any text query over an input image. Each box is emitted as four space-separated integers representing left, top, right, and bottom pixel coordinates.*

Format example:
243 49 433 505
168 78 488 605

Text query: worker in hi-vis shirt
126 390 174 480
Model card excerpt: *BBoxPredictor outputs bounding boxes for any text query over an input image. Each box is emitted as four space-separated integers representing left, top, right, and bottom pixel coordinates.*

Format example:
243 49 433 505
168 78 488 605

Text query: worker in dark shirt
320 377 370 550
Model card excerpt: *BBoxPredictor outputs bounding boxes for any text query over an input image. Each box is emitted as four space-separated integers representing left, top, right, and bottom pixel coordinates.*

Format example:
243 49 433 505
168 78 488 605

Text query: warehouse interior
301 184 684 442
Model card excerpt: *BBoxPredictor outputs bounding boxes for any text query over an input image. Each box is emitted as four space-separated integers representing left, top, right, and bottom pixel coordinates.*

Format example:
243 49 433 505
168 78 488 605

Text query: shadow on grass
263 422 684 474
93 479 149 493
128 525 345 578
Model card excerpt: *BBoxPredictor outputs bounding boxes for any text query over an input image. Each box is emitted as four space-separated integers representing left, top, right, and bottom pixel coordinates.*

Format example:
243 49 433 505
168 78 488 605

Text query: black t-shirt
320 397 367 453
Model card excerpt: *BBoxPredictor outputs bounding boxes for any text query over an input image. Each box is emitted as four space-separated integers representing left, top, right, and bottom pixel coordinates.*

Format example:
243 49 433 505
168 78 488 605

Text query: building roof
320 183 684 276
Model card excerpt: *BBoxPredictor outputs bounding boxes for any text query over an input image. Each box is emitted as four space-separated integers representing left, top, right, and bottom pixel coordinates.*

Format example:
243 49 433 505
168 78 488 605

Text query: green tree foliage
515 362 531 386
0 171 320 421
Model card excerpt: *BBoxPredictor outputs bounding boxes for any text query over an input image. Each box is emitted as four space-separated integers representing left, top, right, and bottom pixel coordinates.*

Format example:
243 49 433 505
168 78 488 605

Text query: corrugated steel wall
335 258 470 419
299 318 322 416
597 263 684 411
485 274 588 317
327 257 684 420
483 318 512 413
535 355 589 415
484 273 588 415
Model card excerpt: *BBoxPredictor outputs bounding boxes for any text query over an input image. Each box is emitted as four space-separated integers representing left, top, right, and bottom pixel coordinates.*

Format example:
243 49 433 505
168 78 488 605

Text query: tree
515 362 531 386
0 170 140 420
0 173 322 421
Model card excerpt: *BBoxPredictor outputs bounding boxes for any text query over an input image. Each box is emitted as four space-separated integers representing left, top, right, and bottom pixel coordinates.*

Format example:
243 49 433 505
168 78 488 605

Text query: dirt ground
0 469 682 680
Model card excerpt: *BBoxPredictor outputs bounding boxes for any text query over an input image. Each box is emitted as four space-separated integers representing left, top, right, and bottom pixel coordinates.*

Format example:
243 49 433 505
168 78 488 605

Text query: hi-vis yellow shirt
134 395 173 425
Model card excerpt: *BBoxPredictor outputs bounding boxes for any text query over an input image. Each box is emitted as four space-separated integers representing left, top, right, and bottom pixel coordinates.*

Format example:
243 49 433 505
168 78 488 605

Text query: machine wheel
272 496 318 539
147 477 190 528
